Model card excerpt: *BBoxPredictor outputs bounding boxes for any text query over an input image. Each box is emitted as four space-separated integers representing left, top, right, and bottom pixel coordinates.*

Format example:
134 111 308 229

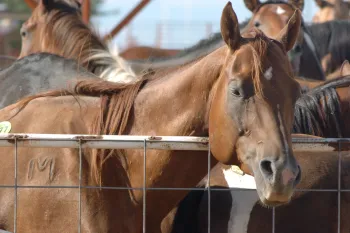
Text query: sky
91 1 319 51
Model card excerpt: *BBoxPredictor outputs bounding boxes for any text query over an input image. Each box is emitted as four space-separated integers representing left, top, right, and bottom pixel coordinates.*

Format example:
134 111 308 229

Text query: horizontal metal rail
0 133 349 151
0 134 209 150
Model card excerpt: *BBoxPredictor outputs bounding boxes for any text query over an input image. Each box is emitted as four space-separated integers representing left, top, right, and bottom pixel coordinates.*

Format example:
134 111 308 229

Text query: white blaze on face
264 66 273 80
276 6 286 15
223 167 259 233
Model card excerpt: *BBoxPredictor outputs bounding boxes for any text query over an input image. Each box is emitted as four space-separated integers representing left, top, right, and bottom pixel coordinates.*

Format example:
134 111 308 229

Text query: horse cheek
209 108 240 165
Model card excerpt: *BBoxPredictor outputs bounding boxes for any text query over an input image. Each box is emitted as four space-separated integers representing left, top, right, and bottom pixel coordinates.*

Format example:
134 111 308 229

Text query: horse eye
21 31 26 37
294 45 302 53
254 21 260 27
232 88 242 97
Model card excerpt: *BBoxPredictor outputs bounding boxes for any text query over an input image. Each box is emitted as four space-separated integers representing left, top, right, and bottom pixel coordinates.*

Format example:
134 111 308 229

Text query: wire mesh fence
0 134 348 233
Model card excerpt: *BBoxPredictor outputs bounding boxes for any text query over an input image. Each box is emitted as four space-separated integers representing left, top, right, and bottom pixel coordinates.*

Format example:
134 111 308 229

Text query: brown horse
0 2 302 232
162 136 350 233
243 0 326 81
119 46 180 60
313 0 350 23
19 0 136 83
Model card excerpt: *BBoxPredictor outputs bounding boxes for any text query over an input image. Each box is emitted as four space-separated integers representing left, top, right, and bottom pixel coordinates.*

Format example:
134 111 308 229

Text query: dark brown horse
0 2 302 232
19 0 136 82
313 0 350 23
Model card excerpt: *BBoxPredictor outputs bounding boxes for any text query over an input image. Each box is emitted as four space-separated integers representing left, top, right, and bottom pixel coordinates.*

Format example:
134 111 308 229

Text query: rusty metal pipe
24 0 38 9
103 0 151 42
82 0 91 24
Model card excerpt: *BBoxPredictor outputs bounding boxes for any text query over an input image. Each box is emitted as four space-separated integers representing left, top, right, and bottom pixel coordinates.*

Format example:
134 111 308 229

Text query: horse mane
36 1 136 83
306 20 350 74
293 78 346 137
244 28 270 98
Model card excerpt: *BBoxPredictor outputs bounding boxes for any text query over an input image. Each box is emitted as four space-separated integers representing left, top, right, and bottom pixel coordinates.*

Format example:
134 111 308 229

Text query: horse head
209 2 302 206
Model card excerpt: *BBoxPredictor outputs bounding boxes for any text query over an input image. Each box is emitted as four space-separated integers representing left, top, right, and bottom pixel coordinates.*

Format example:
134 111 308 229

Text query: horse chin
254 175 293 207
258 196 291 208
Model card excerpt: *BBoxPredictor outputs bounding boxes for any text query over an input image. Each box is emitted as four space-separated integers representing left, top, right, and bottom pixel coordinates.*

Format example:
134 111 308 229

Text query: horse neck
133 47 226 136
44 16 135 83
121 47 226 218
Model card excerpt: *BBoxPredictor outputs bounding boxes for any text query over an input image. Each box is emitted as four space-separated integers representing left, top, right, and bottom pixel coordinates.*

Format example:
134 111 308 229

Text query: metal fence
0 134 348 233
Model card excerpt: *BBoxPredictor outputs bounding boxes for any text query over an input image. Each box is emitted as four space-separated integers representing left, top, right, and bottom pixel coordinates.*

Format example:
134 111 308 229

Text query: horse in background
0 53 97 109
18 0 136 83
313 0 350 23
0 0 137 108
0 2 302 232
306 20 350 76
243 0 325 81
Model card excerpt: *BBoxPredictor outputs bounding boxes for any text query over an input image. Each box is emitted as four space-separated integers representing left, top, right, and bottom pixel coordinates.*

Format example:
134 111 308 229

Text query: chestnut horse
0 2 302 232
18 0 136 83
313 0 350 23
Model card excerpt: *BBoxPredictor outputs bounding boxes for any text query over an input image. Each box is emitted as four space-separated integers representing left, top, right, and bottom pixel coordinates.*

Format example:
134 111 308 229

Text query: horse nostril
260 159 274 178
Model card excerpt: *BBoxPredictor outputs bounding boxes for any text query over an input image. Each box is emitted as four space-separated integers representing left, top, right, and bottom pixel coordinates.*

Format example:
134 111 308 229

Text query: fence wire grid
0 134 348 233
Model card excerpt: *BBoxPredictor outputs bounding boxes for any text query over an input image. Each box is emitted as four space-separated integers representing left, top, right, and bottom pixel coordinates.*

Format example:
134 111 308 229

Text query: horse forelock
241 28 272 99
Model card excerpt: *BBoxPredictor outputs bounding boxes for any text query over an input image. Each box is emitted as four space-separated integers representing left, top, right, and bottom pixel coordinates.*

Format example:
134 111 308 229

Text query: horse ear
340 60 350 76
314 0 328 9
276 10 302 52
288 0 304 11
243 0 261 12
221 2 242 51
